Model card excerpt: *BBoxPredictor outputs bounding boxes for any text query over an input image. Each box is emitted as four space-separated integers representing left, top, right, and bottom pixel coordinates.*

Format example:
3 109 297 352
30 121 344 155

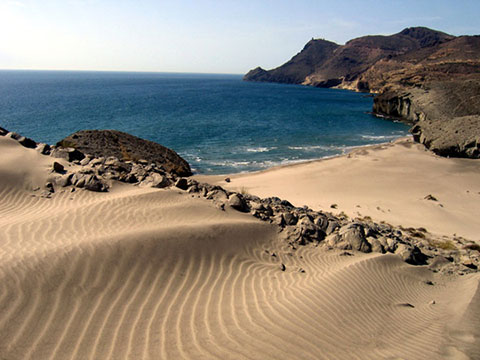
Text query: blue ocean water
0 70 409 174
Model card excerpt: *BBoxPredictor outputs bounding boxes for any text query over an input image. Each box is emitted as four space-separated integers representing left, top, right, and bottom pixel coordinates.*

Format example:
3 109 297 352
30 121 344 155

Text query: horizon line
0 68 244 76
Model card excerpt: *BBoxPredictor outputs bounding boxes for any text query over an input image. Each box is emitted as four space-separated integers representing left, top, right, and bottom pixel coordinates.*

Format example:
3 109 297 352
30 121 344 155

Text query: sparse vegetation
239 187 250 196
428 239 457 251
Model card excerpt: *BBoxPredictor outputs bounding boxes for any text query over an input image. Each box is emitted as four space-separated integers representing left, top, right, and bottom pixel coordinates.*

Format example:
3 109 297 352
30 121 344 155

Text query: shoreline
194 136 413 179
197 136 480 240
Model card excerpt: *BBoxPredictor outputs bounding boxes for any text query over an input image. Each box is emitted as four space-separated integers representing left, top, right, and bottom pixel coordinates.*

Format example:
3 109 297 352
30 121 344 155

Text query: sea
0 70 409 174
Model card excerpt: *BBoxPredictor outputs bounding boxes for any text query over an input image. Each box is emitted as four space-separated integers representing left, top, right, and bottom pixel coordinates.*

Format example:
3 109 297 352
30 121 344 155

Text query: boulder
45 181 55 193
228 194 248 212
325 220 340 234
79 156 92 166
7 132 21 140
130 163 147 181
0 126 7 136
56 173 73 187
395 244 427 265
338 223 371 253
207 189 228 202
7 132 37 149
326 233 342 247
175 178 189 190
52 162 65 173
368 237 386 254
72 173 86 188
90 157 105 167
250 201 265 212
36 143 51 155
83 175 108 192
283 212 298 226
314 215 329 232
298 216 322 241
122 173 138 183
51 147 85 162
143 173 170 188
272 214 285 227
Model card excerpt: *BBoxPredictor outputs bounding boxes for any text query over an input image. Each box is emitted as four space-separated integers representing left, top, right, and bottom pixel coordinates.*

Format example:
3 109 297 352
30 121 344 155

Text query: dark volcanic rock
18 136 37 149
51 147 86 162
175 178 189 190
57 130 192 176
0 126 8 136
52 162 65 173
36 143 51 155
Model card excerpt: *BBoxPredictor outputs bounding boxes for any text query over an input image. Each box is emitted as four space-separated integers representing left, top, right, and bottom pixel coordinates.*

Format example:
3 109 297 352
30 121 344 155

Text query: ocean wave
288 145 342 151
246 146 277 153
360 134 400 140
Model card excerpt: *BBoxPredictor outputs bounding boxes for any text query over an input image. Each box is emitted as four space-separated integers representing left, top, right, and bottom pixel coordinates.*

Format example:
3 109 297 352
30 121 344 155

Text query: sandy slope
1 136 479 359
200 137 480 241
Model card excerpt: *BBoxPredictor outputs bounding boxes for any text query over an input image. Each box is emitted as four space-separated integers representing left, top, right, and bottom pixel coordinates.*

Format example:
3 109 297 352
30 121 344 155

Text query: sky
1 0 479 74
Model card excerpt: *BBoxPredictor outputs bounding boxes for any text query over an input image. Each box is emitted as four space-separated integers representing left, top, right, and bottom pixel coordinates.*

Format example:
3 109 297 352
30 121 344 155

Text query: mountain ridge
244 27 480 159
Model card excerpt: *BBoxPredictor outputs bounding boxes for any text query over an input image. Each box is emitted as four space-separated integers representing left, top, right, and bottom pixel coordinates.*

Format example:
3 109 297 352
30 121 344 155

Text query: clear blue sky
1 0 479 74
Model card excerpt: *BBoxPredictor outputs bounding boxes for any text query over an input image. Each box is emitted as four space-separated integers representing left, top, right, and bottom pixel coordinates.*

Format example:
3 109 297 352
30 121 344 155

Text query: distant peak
399 26 454 39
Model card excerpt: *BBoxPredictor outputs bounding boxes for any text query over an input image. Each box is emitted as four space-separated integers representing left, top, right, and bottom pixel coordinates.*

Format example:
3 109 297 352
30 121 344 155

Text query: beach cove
1 127 479 359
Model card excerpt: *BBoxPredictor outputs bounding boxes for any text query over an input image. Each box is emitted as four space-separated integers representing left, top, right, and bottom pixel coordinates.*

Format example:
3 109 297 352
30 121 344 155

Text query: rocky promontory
57 130 192 176
244 27 480 159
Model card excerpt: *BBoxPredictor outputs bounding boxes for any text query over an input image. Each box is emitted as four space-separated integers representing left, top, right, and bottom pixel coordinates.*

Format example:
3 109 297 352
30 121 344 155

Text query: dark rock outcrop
373 81 480 158
57 130 192 176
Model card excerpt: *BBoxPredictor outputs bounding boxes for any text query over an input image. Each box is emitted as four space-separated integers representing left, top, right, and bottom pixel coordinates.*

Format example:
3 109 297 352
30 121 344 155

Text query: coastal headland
1 126 479 359
244 27 480 159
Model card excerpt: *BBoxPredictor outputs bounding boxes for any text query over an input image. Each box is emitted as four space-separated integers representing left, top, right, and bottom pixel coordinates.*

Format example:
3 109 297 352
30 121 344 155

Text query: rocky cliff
373 81 480 158
244 27 480 158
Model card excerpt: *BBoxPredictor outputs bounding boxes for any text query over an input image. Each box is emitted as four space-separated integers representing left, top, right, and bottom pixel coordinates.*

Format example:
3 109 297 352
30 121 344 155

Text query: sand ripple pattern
0 187 479 359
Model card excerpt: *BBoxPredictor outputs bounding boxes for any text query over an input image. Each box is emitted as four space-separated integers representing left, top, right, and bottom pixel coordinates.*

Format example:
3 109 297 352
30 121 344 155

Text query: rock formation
244 27 480 158
57 129 192 176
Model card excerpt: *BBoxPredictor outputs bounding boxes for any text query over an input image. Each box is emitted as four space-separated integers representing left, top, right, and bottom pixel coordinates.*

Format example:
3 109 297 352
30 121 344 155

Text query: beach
198 137 480 240
1 133 479 359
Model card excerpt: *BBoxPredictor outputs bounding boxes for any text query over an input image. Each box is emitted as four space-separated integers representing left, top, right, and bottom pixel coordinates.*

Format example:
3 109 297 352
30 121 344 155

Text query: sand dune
1 136 479 359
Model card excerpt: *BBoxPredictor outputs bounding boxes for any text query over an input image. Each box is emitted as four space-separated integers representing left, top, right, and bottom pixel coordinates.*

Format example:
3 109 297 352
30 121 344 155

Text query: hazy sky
1 0 479 74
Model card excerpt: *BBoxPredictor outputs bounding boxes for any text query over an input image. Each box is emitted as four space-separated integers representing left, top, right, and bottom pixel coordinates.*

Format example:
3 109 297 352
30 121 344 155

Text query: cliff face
244 27 480 159
373 81 480 158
